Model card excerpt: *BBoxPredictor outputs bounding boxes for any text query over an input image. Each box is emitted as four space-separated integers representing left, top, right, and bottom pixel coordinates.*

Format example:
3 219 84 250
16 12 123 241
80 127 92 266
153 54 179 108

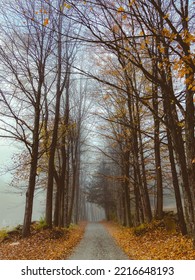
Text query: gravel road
68 222 129 260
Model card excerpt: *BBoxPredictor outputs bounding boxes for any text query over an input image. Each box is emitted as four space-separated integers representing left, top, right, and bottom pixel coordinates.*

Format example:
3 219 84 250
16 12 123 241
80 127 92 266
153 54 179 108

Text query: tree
87 161 117 221
66 0 194 236
45 0 84 228
0 0 55 236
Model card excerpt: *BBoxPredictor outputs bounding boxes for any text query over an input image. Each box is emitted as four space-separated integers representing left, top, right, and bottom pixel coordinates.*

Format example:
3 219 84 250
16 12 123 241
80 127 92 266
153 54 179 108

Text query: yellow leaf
122 14 127 20
140 41 146 50
64 3 71 8
162 28 171 37
36 167 42 175
163 13 169 19
129 0 135 6
158 45 165 53
177 121 184 128
43 18 49 26
117 6 125 12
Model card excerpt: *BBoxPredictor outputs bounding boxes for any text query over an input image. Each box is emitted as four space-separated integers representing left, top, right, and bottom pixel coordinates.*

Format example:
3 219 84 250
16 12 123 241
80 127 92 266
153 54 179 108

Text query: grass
0 228 8 241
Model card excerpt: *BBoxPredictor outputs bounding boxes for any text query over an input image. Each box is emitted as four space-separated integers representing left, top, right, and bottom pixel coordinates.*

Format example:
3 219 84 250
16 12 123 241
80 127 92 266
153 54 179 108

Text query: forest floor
0 222 86 260
104 220 195 260
1 220 195 260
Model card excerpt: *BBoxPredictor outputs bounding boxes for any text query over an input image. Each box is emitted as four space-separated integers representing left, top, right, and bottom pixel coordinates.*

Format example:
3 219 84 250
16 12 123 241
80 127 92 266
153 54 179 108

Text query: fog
0 179 44 229
0 142 44 229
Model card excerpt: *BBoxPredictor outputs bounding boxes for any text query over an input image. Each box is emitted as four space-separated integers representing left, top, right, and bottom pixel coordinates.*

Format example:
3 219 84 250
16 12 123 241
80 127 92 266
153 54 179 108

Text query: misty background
0 141 45 229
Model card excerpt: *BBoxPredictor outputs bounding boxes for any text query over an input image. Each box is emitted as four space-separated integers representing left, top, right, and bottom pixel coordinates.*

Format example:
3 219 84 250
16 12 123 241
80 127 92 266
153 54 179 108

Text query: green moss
133 223 148 236
34 217 48 230
0 228 8 240
68 223 77 230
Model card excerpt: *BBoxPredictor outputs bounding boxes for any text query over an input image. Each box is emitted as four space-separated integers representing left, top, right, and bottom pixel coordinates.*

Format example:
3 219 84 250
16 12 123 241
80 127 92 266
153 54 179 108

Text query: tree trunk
45 8 63 227
166 126 187 235
153 93 163 220
22 102 41 237
181 3 195 243
45 93 61 227
136 98 152 222
67 138 77 226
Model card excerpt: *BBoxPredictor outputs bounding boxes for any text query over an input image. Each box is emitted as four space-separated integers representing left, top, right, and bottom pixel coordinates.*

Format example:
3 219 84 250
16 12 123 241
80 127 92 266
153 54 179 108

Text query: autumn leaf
104 221 195 260
117 6 125 13
188 83 195 90
0 222 86 260
163 13 170 19
122 14 127 20
177 121 184 128
129 0 136 6
158 45 165 54
64 3 71 9
43 18 49 26
103 94 110 100
112 25 119 33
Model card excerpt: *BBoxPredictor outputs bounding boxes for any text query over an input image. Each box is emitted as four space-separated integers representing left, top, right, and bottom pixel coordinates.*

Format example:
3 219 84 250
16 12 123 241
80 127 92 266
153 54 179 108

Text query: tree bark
166 126 187 235
22 97 41 237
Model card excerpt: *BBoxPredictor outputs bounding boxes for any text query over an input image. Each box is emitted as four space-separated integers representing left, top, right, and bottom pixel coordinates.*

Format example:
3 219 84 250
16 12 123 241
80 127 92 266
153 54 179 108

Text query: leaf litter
0 222 86 260
104 221 195 260
1 220 194 260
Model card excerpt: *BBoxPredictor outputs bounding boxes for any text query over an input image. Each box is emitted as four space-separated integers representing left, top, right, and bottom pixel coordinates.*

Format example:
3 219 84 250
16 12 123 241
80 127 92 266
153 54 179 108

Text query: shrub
164 216 177 233
0 228 8 241
34 217 48 230
133 223 148 236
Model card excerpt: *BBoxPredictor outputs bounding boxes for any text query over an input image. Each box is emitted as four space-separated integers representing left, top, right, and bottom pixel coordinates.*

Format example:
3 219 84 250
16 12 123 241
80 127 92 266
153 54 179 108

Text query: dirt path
68 222 129 260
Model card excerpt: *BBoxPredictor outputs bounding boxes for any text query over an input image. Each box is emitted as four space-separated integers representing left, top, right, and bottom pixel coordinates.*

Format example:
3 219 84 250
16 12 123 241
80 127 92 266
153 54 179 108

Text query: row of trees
0 0 195 246
0 0 93 237
67 0 195 243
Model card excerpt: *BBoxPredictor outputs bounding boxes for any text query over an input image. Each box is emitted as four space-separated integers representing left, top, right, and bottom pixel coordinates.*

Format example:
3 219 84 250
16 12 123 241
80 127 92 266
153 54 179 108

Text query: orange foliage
104 221 195 260
0 222 86 260
43 18 49 26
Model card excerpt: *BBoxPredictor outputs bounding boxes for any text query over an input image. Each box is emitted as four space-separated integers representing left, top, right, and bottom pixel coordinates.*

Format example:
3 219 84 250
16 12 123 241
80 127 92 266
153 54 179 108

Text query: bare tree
0 0 55 236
